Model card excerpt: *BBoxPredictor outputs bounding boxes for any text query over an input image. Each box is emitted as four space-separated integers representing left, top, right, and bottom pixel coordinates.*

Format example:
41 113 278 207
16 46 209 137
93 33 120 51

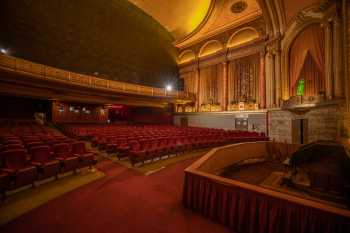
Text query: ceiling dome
127 0 212 41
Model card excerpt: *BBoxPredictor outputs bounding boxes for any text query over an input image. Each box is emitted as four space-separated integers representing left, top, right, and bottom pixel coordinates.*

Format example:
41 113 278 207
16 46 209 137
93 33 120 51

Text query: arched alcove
281 20 325 99
227 27 259 48
198 40 224 58
178 50 196 64
288 24 325 97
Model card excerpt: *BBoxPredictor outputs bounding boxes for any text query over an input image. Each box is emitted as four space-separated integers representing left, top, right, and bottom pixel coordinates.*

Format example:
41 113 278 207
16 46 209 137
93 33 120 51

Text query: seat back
71 142 86 154
0 143 24 152
53 143 70 157
1 149 28 170
30 146 51 163
27 141 46 149
3 139 22 145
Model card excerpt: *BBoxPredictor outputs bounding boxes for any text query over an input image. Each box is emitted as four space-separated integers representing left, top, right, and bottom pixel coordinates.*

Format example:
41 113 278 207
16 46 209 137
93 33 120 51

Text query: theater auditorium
0 0 350 233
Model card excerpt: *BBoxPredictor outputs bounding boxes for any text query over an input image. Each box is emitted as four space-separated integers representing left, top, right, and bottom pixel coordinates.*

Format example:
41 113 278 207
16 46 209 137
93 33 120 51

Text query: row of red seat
0 123 97 200
61 124 268 166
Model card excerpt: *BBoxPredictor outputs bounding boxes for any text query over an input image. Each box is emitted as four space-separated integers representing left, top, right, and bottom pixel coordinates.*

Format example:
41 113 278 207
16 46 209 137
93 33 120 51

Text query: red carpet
1 159 231 233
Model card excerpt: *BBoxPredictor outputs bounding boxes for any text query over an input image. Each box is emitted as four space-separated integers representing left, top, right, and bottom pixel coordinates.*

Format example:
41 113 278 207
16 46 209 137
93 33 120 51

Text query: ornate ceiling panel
175 0 262 48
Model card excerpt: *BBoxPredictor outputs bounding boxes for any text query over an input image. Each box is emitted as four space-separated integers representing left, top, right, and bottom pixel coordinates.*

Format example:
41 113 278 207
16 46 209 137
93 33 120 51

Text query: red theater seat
30 146 60 180
0 143 25 152
129 141 147 165
71 142 96 168
3 139 22 145
0 172 9 200
53 143 79 173
26 141 46 150
0 149 37 189
58 124 269 166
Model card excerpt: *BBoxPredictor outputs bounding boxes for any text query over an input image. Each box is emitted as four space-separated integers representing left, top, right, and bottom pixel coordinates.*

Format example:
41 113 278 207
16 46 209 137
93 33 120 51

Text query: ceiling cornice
174 0 263 49
175 10 262 49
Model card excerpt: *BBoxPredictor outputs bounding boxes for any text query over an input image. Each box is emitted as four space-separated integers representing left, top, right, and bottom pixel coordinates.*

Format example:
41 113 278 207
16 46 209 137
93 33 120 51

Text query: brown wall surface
0 0 178 87
52 101 107 123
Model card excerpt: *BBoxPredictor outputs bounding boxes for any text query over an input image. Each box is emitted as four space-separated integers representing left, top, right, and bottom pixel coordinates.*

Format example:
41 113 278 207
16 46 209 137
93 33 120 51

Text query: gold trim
175 11 262 49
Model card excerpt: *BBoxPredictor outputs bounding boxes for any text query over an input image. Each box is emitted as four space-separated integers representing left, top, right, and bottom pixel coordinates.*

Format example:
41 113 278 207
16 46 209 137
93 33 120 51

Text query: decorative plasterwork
174 0 262 49
227 27 260 47
177 18 265 64
280 3 336 100
198 40 224 58
179 38 265 72
178 50 196 64
231 1 248 13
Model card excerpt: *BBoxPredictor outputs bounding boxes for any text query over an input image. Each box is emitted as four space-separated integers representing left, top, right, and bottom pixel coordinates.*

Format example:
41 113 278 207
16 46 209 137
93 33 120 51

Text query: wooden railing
0 54 195 100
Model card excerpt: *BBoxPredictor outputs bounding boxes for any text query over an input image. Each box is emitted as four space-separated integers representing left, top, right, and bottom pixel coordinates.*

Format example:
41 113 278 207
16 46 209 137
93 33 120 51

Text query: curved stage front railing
183 142 350 233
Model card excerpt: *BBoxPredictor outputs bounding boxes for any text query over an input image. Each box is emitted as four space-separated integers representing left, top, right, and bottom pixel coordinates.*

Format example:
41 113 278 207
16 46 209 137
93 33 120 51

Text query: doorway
292 119 308 144
180 117 188 127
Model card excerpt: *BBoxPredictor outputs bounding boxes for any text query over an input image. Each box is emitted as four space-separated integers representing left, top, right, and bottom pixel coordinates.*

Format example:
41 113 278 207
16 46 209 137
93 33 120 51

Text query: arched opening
289 24 325 97
198 40 223 57
178 50 196 64
227 27 259 48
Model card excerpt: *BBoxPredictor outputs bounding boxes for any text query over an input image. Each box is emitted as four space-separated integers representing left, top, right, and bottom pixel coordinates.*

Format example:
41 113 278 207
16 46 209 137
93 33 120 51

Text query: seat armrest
30 161 42 167
0 168 15 174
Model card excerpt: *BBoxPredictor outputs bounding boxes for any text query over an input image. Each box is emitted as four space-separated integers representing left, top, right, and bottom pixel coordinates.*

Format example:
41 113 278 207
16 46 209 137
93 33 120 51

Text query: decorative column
222 61 228 111
195 66 200 112
265 47 275 109
52 101 58 123
274 45 282 107
345 0 350 111
324 20 334 99
259 51 266 108
333 16 344 98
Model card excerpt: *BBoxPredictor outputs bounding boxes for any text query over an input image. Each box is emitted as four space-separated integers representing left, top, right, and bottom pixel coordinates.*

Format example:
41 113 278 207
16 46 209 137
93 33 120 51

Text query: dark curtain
183 172 350 233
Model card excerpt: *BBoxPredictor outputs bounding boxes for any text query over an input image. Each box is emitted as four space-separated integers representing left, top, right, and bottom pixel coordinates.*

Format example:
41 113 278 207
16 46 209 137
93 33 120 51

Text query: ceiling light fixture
166 84 172 91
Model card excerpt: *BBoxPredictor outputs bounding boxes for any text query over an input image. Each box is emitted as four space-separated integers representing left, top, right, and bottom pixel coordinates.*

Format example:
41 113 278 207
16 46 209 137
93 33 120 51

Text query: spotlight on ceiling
166 84 172 91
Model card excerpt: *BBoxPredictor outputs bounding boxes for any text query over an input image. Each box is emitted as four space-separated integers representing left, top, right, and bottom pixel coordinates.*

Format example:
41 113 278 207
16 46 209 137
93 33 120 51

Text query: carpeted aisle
0 159 231 233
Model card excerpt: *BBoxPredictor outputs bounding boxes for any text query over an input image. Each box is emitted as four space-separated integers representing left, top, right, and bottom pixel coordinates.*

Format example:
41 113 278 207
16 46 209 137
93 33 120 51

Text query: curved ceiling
127 0 212 41
176 0 262 48
127 0 262 48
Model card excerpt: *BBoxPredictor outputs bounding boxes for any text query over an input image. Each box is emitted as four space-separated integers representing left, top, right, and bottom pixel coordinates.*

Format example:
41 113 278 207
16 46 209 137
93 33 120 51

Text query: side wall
0 95 51 120
129 107 173 125
174 111 267 133
269 105 341 143
52 102 108 123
